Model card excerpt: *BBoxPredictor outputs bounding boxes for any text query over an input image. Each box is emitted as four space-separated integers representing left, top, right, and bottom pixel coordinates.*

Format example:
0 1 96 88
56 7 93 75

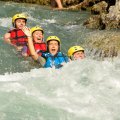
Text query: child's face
15 18 26 29
73 51 85 60
33 31 43 43
48 40 59 55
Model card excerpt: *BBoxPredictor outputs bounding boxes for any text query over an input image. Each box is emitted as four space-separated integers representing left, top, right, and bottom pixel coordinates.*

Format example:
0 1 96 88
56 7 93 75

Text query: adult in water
4 13 28 55
68 46 85 60
22 27 69 69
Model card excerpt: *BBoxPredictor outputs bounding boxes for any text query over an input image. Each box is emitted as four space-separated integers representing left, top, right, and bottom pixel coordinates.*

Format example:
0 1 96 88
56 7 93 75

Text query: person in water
4 13 28 56
26 26 47 56
22 26 69 69
68 46 85 60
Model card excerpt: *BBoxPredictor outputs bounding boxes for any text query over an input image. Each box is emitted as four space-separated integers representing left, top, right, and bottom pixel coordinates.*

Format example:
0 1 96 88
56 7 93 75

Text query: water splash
0 58 120 120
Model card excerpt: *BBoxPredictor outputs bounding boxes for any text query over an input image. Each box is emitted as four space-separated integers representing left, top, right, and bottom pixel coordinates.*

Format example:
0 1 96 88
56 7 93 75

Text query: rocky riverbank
0 0 115 8
85 31 120 58
83 0 120 30
0 0 118 30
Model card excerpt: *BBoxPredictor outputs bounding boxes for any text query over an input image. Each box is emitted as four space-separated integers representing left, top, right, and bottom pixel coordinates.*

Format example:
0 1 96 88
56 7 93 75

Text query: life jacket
9 29 27 46
42 52 69 69
27 42 47 56
34 42 47 56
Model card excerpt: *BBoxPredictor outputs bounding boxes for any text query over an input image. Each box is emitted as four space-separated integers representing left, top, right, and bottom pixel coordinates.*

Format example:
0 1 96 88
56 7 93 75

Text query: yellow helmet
68 46 84 57
12 13 27 25
46 36 61 44
30 26 44 34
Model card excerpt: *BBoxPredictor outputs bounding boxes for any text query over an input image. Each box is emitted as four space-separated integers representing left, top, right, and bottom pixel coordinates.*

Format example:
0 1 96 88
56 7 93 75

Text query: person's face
15 18 26 29
33 31 43 43
73 51 85 60
48 40 59 55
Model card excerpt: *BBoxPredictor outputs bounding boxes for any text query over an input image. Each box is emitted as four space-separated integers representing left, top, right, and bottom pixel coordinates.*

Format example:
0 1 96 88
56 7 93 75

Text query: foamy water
0 58 120 120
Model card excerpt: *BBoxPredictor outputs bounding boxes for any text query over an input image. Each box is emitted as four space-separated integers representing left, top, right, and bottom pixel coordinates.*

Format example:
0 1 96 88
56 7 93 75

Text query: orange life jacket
9 29 28 46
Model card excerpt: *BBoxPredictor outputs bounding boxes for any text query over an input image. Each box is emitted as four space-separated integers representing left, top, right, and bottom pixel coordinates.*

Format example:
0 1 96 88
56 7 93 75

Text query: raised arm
22 26 38 60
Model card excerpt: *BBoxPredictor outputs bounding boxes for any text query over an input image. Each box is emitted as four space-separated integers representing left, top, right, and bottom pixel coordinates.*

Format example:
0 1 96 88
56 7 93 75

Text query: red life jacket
34 42 47 56
27 42 47 56
9 29 28 46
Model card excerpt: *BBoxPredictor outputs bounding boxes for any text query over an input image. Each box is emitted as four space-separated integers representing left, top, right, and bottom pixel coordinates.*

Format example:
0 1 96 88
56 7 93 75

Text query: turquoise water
0 1 120 120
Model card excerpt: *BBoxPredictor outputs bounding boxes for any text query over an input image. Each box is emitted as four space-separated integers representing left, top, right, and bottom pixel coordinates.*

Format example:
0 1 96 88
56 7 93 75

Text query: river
0 1 120 120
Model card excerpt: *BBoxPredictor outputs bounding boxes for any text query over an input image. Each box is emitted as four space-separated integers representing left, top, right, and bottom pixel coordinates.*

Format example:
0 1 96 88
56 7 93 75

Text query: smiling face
73 51 85 60
15 18 26 29
32 30 43 43
48 40 59 55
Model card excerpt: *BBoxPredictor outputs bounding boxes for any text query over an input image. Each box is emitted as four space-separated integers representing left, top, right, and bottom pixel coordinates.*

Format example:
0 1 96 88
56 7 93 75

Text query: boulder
83 15 103 29
91 1 108 14
85 31 120 58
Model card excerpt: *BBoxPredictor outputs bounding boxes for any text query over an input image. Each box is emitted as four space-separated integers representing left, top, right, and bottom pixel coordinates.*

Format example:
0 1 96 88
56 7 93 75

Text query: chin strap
70 55 74 60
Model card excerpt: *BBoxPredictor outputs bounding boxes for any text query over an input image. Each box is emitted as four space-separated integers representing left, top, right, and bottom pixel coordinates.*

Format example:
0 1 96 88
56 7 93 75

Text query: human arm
4 32 23 51
4 33 11 44
22 27 38 60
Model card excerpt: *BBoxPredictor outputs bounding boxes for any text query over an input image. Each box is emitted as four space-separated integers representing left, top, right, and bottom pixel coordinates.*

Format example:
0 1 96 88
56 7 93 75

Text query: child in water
68 46 85 60
4 13 28 55
25 26 46 56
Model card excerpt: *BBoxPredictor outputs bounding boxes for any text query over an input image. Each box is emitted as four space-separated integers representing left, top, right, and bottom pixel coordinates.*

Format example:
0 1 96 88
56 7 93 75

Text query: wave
0 58 120 120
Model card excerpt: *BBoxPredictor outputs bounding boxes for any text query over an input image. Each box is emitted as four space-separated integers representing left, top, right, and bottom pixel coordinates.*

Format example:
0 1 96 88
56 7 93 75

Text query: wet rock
83 15 102 29
83 1 109 29
84 0 120 29
101 1 120 29
66 0 101 10
85 31 120 58
105 0 116 11
91 1 108 14
63 0 80 6
101 13 120 29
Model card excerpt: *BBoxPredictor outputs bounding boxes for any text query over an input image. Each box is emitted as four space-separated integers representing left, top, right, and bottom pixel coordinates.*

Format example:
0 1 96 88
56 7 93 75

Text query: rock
91 1 108 14
101 13 120 29
83 1 108 29
84 0 120 29
63 0 80 6
62 0 101 11
101 1 120 29
105 0 116 11
85 31 120 58
83 15 103 29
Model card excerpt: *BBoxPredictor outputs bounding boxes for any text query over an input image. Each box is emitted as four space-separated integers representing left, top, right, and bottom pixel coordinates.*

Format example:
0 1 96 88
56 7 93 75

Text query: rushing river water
0 1 120 120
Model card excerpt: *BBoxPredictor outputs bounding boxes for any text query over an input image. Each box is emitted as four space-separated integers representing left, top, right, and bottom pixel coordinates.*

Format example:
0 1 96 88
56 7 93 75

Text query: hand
16 46 23 51
22 26 31 37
